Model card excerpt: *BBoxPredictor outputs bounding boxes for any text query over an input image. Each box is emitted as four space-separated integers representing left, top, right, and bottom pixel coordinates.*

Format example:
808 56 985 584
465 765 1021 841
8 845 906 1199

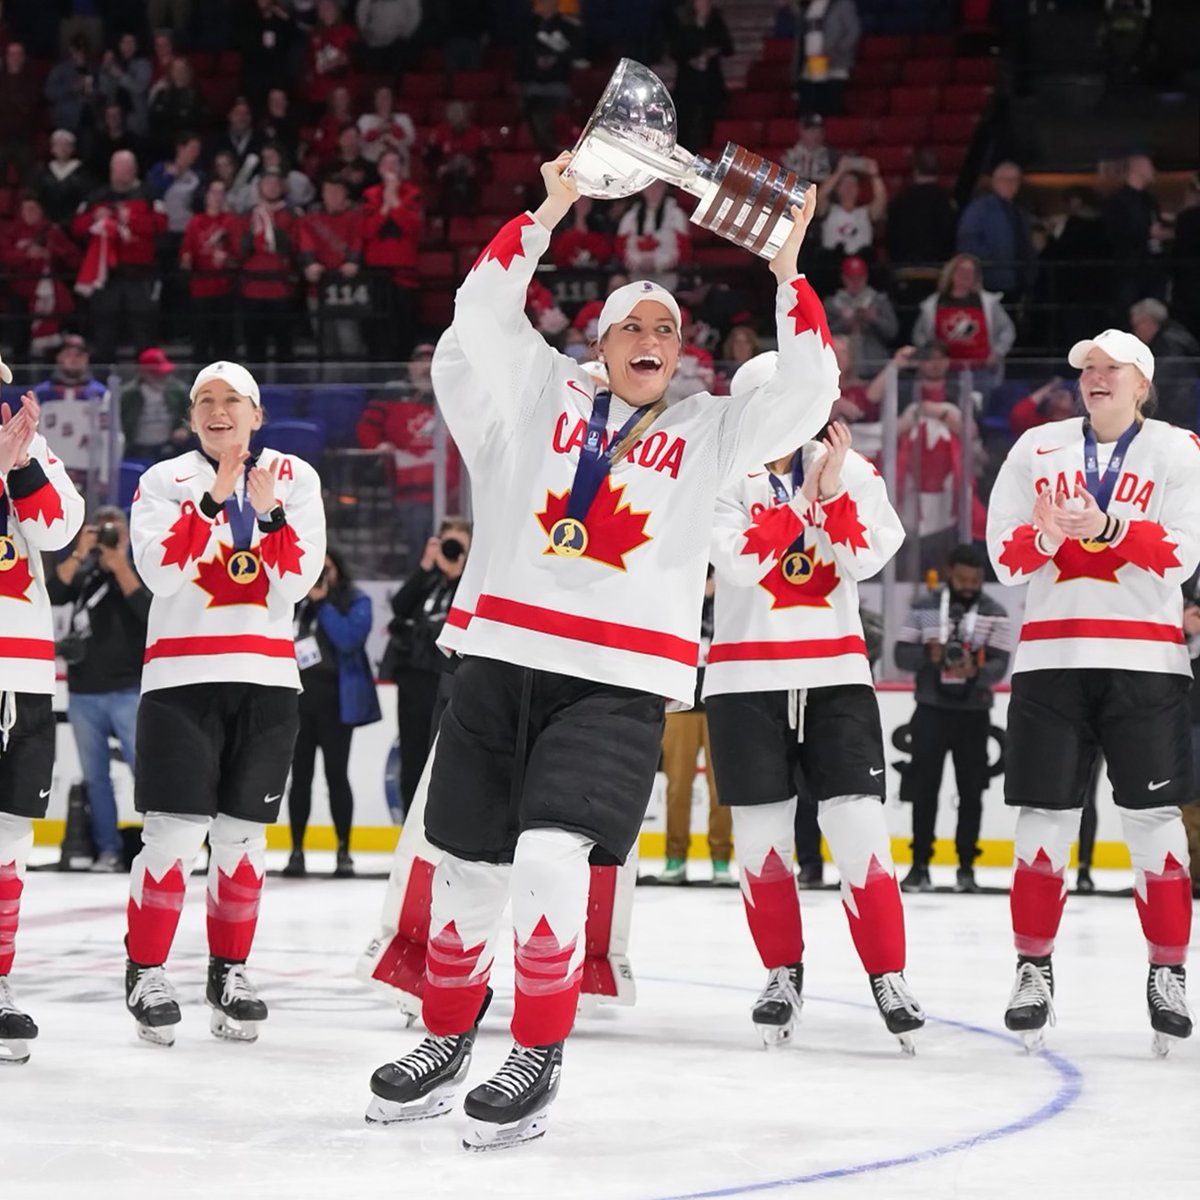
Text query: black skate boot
462 1040 564 1151
207 956 268 1043
752 963 804 1047
1004 955 1055 1052
0 977 38 1065
1148 964 1192 1057
900 864 933 893
366 988 493 1125
126 958 182 1047
869 972 925 1054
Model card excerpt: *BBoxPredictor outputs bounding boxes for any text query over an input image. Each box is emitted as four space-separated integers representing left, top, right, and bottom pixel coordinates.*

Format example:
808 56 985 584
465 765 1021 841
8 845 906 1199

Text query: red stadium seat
713 119 764 147
217 51 243 77
417 250 454 278
447 216 497 246
873 115 929 145
746 61 791 91
930 143 968 172
418 48 445 72
0 188 14 218
859 35 912 61
480 181 526 212
449 71 504 101
942 84 993 113
846 88 889 117
197 77 240 115
492 151 539 185
901 59 953 86
191 51 217 76
761 38 793 63
401 73 446 101
419 290 454 328
914 34 956 57
953 58 999 85
867 145 912 174
889 86 941 116
856 59 901 88
729 91 782 119
930 112 978 143
693 245 749 269
572 66 613 106
766 116 799 145
823 116 872 148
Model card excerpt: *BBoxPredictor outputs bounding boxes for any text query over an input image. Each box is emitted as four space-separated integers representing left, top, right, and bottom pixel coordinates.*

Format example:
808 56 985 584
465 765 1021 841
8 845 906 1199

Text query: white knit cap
189 361 261 406
729 350 779 396
1068 329 1155 381
597 280 682 342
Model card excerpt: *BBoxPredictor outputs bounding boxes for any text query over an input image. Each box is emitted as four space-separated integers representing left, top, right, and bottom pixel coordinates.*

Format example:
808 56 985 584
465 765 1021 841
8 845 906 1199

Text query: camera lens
98 522 120 548
440 538 464 562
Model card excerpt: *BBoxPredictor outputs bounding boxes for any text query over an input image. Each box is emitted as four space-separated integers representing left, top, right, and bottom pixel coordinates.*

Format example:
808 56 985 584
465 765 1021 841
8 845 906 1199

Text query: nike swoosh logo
175 474 196 483
39 788 51 799
264 793 282 804
1034 447 1056 456
869 768 884 776
1148 780 1171 791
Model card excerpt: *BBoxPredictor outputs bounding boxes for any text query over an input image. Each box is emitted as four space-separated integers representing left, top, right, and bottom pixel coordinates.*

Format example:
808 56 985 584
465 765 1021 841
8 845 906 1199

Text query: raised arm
430 325 504 469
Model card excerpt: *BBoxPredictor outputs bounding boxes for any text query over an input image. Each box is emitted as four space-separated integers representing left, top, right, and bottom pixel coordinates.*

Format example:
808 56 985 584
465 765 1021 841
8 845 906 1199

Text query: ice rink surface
2 855 1198 1200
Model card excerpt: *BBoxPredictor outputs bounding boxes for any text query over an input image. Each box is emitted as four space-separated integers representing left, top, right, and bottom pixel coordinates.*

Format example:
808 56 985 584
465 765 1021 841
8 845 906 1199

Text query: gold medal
549 517 588 558
780 550 813 585
1078 538 1108 554
0 535 18 572
227 549 262 584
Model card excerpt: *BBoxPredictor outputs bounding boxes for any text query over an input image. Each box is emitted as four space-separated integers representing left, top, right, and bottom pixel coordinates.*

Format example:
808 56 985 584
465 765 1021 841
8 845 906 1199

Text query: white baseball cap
730 350 779 396
579 360 608 383
0 353 12 384
1068 329 1155 382
597 280 682 343
189 361 261 406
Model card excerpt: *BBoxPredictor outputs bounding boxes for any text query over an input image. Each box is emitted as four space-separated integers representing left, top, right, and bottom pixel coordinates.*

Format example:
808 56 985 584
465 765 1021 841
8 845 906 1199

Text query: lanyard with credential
1083 420 1139 512
547 389 663 558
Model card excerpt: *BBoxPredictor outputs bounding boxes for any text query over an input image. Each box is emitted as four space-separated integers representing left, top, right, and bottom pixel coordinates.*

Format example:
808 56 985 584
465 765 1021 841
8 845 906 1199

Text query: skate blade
755 1022 794 1049
1150 1030 1189 1058
897 1033 917 1056
462 1107 550 1151
364 1091 457 1125
0 1039 31 1064
136 1023 176 1048
1019 1029 1046 1054
209 1009 261 1043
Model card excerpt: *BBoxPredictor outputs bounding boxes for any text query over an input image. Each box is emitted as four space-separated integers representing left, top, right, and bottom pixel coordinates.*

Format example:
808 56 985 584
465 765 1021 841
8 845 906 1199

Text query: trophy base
689 143 810 260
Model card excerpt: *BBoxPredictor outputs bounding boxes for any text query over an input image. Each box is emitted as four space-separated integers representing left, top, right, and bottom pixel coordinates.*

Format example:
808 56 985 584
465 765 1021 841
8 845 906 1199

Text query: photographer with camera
894 544 1012 893
47 506 150 872
380 515 471 815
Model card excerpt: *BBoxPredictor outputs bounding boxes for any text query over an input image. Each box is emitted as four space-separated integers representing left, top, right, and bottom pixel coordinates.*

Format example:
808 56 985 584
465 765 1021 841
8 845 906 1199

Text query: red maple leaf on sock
786 278 832 346
258 521 305 577
472 213 536 272
998 524 1051 577
11 481 64 527
821 492 869 551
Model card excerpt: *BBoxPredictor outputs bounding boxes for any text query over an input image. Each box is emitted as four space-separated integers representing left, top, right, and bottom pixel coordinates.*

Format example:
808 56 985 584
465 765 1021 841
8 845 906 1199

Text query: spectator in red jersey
4 193 82 359
240 167 299 362
424 99 490 217
1007 377 1077 437
525 278 569 339
358 85 415 170
305 0 359 111
72 149 167 364
362 149 422 358
552 195 616 268
0 43 40 184
300 174 365 359
829 333 878 425
308 84 355 167
331 123 378 200
180 180 243 362
616 179 691 288
912 252 1015 389
147 57 203 159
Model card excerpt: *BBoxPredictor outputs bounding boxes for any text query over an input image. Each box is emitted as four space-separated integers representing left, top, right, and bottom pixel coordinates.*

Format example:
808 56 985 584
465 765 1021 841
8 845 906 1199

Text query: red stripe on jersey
474 594 699 666
707 635 868 663
144 634 297 662
1020 618 1184 644
445 606 472 629
0 637 55 661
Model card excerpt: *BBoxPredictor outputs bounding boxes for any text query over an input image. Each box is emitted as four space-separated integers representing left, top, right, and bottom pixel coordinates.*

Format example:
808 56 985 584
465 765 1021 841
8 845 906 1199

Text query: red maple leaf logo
1133 852 1191 952
1053 538 1124 583
741 847 803 965
844 855 906 971
193 544 270 608
161 505 213 568
756 550 840 610
514 914 581 991
258 522 305 577
12 481 64 527
472 213 535 272
1112 520 1180 577
786 277 832 346
0 553 34 602
426 920 489 985
741 502 804 564
998 524 1050 577
536 476 652 570
821 492 868 551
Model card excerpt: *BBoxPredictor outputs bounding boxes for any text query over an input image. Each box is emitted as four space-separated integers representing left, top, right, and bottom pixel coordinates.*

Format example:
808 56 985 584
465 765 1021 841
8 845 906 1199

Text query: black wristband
257 504 286 533
199 491 223 520
6 458 49 499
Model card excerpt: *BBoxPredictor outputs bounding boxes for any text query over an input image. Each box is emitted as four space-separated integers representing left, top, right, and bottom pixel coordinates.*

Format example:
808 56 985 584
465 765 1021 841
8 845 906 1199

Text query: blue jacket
316 588 382 727
956 192 1035 295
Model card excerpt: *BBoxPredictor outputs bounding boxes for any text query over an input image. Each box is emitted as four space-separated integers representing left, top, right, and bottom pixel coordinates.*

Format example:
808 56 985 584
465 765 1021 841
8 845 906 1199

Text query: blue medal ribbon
1083 420 1139 512
564 390 648 523
767 450 805 554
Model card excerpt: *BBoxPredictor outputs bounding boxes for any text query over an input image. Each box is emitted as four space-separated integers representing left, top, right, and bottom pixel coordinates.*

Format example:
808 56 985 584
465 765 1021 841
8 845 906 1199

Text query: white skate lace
1008 962 1056 1026
756 965 802 1013
1149 967 1191 1019
221 963 258 1007
0 976 22 1016
129 966 178 1011
872 972 925 1020
392 1035 460 1081
485 1045 549 1100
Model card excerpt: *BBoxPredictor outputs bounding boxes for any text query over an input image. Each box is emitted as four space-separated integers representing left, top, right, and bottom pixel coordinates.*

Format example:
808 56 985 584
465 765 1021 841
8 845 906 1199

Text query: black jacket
383 566 460 677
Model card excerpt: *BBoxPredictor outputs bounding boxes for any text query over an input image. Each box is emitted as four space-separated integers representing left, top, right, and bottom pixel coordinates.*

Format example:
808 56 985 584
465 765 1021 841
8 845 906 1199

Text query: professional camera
440 536 465 563
96 521 120 550
943 603 968 667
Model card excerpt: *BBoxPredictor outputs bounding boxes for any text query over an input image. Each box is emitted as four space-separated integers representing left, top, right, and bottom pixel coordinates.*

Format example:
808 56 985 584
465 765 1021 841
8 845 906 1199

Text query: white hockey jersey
441 211 840 705
131 447 327 693
0 435 85 694
987 416 1200 677
705 446 903 696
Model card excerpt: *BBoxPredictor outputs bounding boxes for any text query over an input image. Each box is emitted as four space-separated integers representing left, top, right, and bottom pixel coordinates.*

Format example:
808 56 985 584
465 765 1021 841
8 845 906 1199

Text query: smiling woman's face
1079 349 1146 425
600 301 681 407
190 380 262 456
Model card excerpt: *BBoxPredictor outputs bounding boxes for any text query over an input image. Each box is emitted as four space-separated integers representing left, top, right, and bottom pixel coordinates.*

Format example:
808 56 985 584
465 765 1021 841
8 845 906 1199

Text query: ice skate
462 1040 563 1151
752 963 804 1047
869 972 925 1055
366 988 492 1125
0 977 38 1065
1147 964 1192 1057
900 864 933 893
207 957 267 1043
126 959 182 1047
1004 956 1055 1052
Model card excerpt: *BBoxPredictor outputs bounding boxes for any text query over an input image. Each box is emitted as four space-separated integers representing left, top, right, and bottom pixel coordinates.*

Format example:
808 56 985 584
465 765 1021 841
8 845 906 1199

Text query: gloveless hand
769 189 818 283
0 400 36 474
534 152 580 230
210 445 250 505
247 460 281 516
1031 488 1064 550
817 421 852 498
1054 486 1107 540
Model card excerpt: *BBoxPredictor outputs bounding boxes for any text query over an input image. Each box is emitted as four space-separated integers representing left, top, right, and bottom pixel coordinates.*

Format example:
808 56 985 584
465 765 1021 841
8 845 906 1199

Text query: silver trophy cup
566 58 812 260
